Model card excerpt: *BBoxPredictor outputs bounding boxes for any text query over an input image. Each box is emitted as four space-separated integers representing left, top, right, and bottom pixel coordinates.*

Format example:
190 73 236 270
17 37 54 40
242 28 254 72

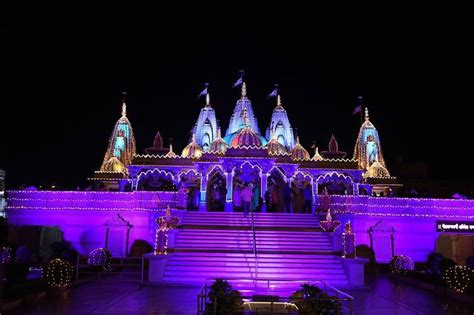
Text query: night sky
2 4 471 189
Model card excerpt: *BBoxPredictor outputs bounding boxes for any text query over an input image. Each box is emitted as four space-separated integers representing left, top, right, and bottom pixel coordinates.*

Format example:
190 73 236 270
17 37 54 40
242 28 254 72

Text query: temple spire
206 93 210 107
277 95 282 107
365 107 370 121
241 82 247 98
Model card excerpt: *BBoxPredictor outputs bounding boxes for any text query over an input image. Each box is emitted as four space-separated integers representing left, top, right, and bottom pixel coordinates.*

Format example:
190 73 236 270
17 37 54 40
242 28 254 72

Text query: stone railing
317 195 474 219
6 190 177 211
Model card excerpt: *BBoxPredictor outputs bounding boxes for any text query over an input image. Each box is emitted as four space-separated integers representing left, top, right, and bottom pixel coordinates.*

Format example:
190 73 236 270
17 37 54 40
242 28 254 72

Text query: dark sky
2 4 471 189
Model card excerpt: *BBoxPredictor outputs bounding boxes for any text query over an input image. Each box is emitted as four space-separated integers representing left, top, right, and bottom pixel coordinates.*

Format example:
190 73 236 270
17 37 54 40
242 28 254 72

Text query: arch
206 168 226 211
201 132 211 151
316 172 354 195
136 168 176 191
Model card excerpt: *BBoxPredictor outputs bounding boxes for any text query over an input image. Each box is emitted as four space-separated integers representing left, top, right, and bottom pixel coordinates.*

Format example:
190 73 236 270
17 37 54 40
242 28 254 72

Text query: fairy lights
342 221 355 258
389 255 415 275
0 246 12 263
442 265 474 293
88 248 112 270
44 258 74 288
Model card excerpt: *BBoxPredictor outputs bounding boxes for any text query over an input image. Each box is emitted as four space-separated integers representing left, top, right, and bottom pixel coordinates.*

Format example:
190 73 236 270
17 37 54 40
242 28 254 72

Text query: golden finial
217 127 222 138
296 136 300 144
241 82 247 98
365 107 369 121
206 93 210 106
277 94 282 107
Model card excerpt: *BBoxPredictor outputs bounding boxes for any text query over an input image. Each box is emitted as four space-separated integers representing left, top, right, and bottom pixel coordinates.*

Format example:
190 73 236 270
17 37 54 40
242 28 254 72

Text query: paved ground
15 274 474 314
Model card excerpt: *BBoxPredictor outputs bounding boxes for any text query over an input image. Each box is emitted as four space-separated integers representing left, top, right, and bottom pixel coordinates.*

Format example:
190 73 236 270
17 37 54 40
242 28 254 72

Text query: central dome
231 127 263 147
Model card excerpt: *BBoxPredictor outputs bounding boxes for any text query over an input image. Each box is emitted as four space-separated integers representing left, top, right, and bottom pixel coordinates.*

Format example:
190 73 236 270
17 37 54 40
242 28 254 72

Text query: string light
442 265 474 293
389 255 414 275
0 246 12 263
87 248 112 270
44 258 74 288
342 221 355 258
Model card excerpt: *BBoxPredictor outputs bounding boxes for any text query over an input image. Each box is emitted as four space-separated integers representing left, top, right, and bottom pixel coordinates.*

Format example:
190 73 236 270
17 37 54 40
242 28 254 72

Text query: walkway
17 274 474 314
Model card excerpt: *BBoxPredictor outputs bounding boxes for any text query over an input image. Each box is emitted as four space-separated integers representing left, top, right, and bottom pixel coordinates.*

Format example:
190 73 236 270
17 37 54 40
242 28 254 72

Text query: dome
209 128 227 153
290 137 310 160
102 156 126 173
267 133 287 155
230 108 263 148
181 134 203 158
231 127 263 147
365 160 390 178
312 147 324 161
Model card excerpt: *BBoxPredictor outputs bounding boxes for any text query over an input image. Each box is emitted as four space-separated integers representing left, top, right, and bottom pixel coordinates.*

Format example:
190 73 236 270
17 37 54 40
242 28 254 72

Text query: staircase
162 212 349 288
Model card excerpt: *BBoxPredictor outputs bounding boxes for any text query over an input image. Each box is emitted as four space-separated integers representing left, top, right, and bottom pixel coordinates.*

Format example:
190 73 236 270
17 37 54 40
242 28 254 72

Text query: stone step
166 261 342 268
170 252 340 259
163 271 348 280
174 244 333 251
165 266 345 274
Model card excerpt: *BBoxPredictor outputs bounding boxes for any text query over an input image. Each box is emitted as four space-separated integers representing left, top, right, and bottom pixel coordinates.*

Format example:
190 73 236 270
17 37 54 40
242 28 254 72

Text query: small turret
181 133 203 158
354 107 389 174
290 136 310 160
193 88 218 152
99 94 136 173
209 128 228 154
265 93 296 150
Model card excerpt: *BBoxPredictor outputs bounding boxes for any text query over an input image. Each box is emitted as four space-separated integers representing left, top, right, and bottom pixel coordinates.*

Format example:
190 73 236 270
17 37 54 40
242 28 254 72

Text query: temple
5 79 474 290
89 82 396 202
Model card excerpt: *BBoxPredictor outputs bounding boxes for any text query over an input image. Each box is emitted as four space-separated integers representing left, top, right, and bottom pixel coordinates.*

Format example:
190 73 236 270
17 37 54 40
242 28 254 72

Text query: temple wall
6 191 474 260
6 191 179 255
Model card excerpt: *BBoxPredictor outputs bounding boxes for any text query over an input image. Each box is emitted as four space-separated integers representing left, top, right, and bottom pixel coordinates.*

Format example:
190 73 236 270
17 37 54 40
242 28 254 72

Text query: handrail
250 206 258 279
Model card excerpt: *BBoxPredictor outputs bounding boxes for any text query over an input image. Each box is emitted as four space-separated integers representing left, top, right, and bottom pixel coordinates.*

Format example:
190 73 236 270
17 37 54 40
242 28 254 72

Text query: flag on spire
232 70 244 88
352 96 363 115
267 84 278 98
198 83 209 98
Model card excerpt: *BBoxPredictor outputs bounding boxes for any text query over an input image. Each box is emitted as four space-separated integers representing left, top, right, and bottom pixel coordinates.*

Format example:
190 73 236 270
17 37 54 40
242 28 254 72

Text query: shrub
439 258 456 275
389 255 415 275
44 258 74 288
87 248 112 270
290 283 341 314
442 265 474 293
205 279 243 314
426 252 444 275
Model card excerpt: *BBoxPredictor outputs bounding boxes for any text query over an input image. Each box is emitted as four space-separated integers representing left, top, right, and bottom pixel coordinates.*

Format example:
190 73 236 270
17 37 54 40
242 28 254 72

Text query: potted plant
290 283 341 314
205 279 244 314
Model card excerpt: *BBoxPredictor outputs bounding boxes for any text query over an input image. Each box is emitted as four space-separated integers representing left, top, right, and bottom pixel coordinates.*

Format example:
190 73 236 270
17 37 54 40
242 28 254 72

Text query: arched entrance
136 169 176 191
233 162 262 212
178 170 201 210
267 167 287 212
206 167 226 211
292 172 313 213
316 173 353 195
